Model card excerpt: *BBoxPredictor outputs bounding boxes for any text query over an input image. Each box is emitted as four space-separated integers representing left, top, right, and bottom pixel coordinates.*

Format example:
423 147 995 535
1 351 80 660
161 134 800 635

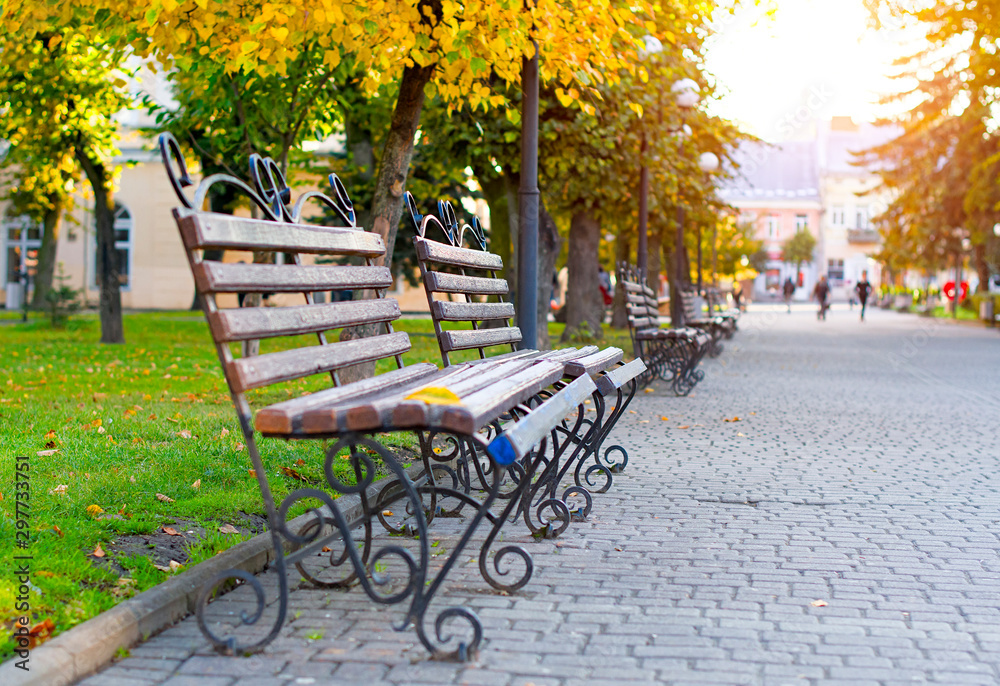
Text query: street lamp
694 152 720 295
636 37 701 284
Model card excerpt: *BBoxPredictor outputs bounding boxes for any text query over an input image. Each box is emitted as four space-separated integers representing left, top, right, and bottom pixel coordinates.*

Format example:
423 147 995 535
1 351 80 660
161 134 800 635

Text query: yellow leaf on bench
405 387 463 406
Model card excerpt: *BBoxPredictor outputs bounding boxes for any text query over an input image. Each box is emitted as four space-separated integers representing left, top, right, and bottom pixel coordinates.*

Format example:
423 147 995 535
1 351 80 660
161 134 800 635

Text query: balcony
847 228 879 244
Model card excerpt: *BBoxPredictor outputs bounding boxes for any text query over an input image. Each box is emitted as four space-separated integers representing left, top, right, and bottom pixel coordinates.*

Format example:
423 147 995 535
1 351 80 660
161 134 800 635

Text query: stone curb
0 471 403 686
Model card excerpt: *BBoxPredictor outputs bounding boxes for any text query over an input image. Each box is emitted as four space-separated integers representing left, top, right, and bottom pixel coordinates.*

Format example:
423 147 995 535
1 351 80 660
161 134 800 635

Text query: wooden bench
705 286 741 338
158 133 597 661
677 289 729 357
618 263 711 396
404 195 647 527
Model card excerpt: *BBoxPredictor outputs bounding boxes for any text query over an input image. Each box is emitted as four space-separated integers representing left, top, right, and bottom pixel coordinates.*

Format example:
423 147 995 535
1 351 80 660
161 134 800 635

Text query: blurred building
718 117 898 301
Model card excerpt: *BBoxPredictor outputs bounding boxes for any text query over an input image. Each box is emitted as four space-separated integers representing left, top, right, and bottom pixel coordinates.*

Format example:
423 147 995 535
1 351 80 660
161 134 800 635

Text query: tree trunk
610 233 630 329
480 175 511 281
30 197 63 310
337 65 434 384
370 64 436 268
647 223 662 297
561 210 603 342
974 243 989 293
536 197 561 351
668 205 685 327
76 148 123 344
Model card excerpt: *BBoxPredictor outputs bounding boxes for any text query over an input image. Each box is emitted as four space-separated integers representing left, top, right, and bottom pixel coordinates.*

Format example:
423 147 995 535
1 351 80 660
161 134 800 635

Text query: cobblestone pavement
81 304 1000 686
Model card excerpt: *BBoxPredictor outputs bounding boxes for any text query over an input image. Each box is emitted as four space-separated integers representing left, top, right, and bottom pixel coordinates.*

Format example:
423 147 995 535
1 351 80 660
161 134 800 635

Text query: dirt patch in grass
93 514 267 576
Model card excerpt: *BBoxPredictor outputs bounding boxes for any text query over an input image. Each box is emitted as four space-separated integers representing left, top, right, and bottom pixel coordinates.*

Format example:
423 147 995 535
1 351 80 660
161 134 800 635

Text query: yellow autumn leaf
405 386 463 406
86 504 104 516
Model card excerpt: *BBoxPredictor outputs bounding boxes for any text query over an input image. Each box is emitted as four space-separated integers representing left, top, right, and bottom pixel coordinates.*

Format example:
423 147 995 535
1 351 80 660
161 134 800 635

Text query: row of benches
159 131 737 661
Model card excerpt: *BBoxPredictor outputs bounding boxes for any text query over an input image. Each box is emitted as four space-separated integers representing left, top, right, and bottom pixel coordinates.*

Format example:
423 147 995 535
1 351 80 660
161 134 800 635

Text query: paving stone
78 307 1000 685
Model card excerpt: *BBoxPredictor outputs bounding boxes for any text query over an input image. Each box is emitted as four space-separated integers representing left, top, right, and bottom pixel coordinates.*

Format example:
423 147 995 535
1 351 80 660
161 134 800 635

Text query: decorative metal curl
196 565 285 655
424 607 484 662
158 133 195 209
250 153 292 221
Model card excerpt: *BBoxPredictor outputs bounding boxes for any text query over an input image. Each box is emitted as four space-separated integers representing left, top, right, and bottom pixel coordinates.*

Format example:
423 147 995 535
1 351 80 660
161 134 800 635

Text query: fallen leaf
169 560 183 572
177 429 192 439
404 386 463 406
643 388 654 394
49 484 68 496
723 416 742 422
737 432 745 437
27 619 56 648
91 543 106 558
219 427 229 438
91 419 102 428
162 526 181 536
155 493 175 503
382 510 394 517
811 599 828 607
629 410 637 414
36 571 56 578
143 394 152 401
677 425 690 429
147 413 157 421
280 466 307 481
191 479 201 489
235 443 245 452
218 524 239 535
129 476 136 483
86 504 105 516
52 525 63 538
44 440 56 449
614 547 624 551
294 458 306 466
93 393 107 402
36 449 59 457
97 426 106 434
321 546 332 552
660 416 669 421
44 429 56 439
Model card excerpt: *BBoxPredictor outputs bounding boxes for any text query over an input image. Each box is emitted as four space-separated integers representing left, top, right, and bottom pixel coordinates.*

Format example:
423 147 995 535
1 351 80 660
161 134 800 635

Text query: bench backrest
618 262 662 334
679 290 703 319
159 133 408 438
406 194 520 366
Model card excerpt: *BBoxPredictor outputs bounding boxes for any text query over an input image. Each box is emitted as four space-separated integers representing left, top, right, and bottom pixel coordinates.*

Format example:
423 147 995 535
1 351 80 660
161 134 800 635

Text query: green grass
929 305 980 322
0 310 635 657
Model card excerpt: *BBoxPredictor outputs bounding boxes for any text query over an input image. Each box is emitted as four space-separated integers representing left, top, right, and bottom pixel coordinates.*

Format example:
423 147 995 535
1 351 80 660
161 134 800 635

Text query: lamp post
636 36 700 284
694 151 720 295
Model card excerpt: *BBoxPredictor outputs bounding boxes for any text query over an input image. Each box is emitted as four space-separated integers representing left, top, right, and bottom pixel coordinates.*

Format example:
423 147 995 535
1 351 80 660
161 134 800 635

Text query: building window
831 205 845 225
828 258 845 286
855 205 870 230
795 214 808 232
766 214 781 240
92 202 133 290
3 213 42 286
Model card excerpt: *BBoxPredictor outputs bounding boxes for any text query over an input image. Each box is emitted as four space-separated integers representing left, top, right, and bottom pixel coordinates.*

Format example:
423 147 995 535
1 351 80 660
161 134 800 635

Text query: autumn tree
0 29 130 342
782 227 816 280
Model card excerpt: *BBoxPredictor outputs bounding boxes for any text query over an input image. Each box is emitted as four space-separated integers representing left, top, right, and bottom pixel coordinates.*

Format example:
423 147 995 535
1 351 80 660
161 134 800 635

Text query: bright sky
704 0 915 141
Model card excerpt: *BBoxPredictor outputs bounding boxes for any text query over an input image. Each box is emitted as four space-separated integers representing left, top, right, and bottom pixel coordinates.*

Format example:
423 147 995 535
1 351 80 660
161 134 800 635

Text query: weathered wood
193 262 391 293
440 326 522 352
425 271 510 296
563 346 624 377
210 300 400 342
431 300 516 322
415 237 504 271
228 331 410 392
595 358 648 396
175 208 384 256
623 281 646 294
255 363 439 434
487 374 596 463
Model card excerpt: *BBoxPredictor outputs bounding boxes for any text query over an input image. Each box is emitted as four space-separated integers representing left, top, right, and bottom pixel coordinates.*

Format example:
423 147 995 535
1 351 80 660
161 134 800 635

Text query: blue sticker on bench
487 436 517 466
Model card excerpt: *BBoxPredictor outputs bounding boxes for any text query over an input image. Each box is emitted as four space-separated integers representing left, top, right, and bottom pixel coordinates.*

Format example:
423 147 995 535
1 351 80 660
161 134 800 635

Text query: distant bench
618 263 711 395
158 132 597 661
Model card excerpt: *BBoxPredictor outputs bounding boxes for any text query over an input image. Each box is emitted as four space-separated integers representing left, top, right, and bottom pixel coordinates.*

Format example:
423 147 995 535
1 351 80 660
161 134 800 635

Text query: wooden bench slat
623 282 645 294
425 271 510 296
431 300 516 322
487 374 596 464
563 346 624 377
228 331 410 392
175 208 384 256
415 237 504 271
193 262 392 293
209 300 400 342
595 358 647 396
440 326 522 352
255 363 440 434
299 363 481 434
